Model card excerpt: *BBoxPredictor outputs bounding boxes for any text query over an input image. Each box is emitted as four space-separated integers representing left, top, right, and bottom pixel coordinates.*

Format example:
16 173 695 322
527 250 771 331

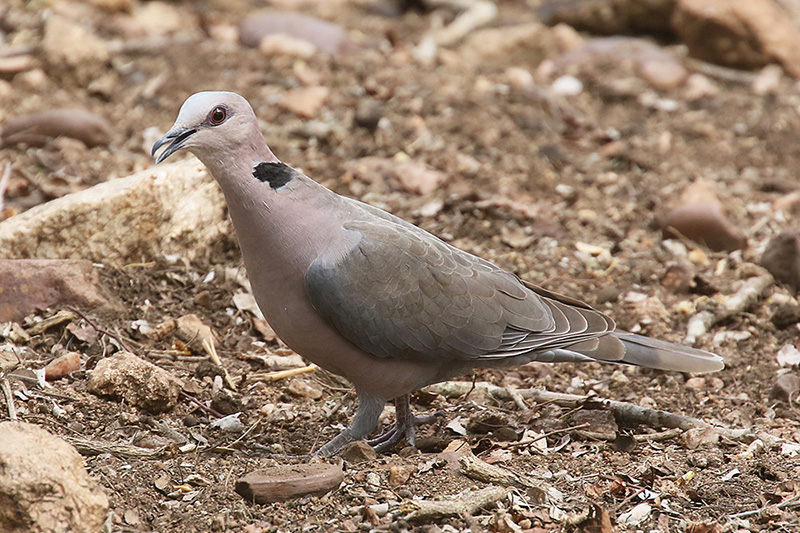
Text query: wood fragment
458 454 550 502
685 273 772 345
1 378 16 420
632 427 683 442
25 310 77 336
235 463 344 504
399 485 510 522
65 436 168 458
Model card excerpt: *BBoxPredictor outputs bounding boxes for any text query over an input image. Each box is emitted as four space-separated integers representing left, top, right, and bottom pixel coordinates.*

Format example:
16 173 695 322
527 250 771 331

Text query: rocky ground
1 0 800 531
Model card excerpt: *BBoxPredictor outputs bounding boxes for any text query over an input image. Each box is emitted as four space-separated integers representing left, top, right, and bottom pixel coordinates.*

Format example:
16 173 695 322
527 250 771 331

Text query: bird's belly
255 284 445 400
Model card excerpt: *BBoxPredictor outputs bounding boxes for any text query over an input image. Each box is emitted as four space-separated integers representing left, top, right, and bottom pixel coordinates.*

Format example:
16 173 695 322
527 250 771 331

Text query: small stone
88 351 183 413
0 422 108 532
638 59 688 90
771 374 800 401
280 86 330 118
682 426 720 449
354 100 382 132
239 10 355 55
345 157 448 195
287 378 324 399
44 351 81 381
683 74 719 101
661 261 694 293
685 377 706 390
771 305 800 328
258 34 317 59
663 200 745 252
550 75 582 96
761 227 800 290
131 1 189 36
340 440 378 463
388 463 416 488
752 64 783 95
235 463 344 504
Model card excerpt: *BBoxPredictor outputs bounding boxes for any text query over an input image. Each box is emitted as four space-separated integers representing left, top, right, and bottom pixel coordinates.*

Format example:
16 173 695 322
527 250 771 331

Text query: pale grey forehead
174 91 245 127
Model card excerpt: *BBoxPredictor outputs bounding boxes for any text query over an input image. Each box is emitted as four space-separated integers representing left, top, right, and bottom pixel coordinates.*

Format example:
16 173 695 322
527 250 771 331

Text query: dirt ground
2 0 800 531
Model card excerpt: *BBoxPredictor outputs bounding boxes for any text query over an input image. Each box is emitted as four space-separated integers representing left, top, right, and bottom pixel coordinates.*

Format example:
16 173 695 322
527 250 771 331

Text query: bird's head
152 91 262 164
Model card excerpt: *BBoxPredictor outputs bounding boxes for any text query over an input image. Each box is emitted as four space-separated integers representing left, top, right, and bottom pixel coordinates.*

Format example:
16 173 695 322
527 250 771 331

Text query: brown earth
1 0 799 531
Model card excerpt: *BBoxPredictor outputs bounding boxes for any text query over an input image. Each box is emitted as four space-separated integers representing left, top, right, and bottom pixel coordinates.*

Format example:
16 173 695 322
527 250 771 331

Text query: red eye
210 106 226 125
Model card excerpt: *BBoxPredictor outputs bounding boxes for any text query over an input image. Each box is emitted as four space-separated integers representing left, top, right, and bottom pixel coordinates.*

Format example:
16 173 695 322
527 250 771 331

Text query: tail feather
614 331 724 374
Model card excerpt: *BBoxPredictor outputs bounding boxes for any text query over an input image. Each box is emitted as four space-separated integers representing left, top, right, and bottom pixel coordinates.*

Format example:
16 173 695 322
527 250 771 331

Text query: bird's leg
366 394 441 453
314 392 385 457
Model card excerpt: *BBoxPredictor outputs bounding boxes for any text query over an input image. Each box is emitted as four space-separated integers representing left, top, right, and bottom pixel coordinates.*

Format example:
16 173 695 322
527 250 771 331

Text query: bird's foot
366 412 442 453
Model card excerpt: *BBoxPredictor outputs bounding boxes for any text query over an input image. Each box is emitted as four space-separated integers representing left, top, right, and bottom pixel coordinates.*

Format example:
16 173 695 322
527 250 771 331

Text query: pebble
771 374 800 402
287 377 324 399
88 351 183 413
175 313 217 352
340 440 378 463
550 75 582 96
44 351 82 381
280 86 330 118
761 227 800 290
353 100 382 132
663 200 745 252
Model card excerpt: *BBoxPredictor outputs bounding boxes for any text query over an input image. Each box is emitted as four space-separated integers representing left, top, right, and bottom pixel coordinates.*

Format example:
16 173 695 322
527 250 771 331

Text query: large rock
0 422 108 533
673 0 800 77
0 259 121 322
88 351 183 413
0 162 229 264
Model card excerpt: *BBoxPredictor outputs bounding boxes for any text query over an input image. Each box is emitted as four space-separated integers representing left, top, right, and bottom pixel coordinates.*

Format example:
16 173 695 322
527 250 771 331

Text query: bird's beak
152 127 197 164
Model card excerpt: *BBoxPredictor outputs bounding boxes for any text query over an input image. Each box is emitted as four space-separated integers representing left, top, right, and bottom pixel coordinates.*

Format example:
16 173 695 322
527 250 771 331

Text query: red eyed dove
153 92 724 457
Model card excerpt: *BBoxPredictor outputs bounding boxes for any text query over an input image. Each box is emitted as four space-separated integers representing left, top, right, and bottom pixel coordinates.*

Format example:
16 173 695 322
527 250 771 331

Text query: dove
153 91 724 457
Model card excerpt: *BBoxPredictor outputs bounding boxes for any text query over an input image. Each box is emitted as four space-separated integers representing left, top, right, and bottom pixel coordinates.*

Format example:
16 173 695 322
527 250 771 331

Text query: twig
0 163 11 214
728 494 800 520
425 381 782 446
398 485 510 522
249 364 319 382
203 338 237 390
65 436 167 458
458 453 553 503
68 307 138 355
505 385 528 411
685 273 772 345
180 391 225 419
1 378 17 420
684 57 759 84
632 427 683 442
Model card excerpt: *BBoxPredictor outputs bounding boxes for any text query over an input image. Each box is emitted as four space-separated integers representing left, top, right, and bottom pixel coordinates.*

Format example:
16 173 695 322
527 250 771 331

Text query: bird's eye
209 106 227 125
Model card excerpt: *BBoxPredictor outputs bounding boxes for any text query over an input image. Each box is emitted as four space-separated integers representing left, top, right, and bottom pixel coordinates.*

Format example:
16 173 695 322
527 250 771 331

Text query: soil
1 0 800 531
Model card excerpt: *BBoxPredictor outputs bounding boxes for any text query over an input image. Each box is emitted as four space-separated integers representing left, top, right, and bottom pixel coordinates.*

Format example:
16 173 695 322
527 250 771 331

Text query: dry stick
1 378 17 420
0 163 12 213
249 364 319 382
425 381 782 446
65 436 167 458
398 485 510 522
68 307 138 355
728 494 800 520
685 273 773 345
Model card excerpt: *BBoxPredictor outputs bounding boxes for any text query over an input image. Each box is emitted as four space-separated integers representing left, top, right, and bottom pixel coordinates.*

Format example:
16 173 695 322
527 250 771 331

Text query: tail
613 331 724 373
552 330 724 374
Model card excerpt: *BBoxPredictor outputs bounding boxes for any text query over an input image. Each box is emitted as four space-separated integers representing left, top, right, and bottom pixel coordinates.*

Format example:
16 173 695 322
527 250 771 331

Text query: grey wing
304 218 619 362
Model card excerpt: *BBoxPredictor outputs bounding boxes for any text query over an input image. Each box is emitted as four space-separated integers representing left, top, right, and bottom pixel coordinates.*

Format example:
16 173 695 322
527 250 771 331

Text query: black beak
152 127 197 164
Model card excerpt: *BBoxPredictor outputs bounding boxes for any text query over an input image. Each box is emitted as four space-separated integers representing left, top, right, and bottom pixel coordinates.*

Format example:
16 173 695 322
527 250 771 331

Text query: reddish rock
239 10 355 55
0 259 121 323
1 109 112 148
44 352 81 381
663 201 746 252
